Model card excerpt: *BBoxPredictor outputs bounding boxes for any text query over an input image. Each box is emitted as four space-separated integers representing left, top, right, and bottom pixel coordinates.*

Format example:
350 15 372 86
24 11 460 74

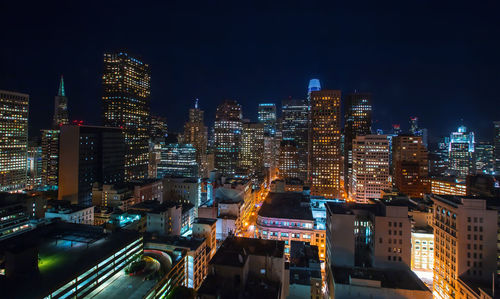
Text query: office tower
474 142 494 175
310 90 342 198
281 98 309 181
41 129 60 188
344 92 372 197
157 143 198 178
431 195 497 299
392 135 429 197
263 134 280 174
52 76 69 128
307 78 321 100
102 52 151 181
258 103 277 136
350 135 390 203
183 99 208 176
0 90 29 192
239 122 264 174
409 117 419 135
449 126 475 179
430 137 450 177
58 125 125 206
26 142 42 190
150 115 167 141
278 140 300 179
430 177 467 196
214 100 242 176
494 121 500 174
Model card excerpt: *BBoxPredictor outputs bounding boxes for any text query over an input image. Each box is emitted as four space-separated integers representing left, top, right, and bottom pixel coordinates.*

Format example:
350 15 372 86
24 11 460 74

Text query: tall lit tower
239 121 264 174
310 90 342 198
214 100 242 176
281 98 308 181
0 90 29 192
344 92 372 197
102 52 151 181
307 79 321 101
53 76 69 128
184 99 208 177
258 103 277 136
449 125 475 178
392 135 429 197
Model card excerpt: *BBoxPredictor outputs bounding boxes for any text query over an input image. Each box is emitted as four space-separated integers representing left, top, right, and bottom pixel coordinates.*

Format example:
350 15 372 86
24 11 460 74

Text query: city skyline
1 1 499 141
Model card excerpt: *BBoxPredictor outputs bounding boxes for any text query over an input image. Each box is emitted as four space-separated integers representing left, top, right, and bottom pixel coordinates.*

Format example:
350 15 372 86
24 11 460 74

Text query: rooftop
210 237 285 267
129 200 180 213
289 241 321 285
145 234 205 251
332 266 430 291
0 221 141 298
194 217 217 225
258 192 314 221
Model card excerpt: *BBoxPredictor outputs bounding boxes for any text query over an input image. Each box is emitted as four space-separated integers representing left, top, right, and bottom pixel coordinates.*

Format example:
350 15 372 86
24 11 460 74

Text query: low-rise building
45 204 94 225
197 237 289 299
431 177 467 196
193 218 217 259
411 227 434 282
288 241 322 299
130 200 182 236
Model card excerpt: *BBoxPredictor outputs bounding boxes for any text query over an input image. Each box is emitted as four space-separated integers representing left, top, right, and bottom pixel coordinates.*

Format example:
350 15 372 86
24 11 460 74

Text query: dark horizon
1 1 499 142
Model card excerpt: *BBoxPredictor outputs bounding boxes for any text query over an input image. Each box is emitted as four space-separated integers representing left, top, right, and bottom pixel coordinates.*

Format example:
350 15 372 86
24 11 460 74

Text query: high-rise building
350 135 390 203
278 140 300 180
0 90 29 192
183 99 208 177
310 90 342 198
214 100 242 176
157 143 198 178
307 79 321 100
392 135 429 197
494 121 500 174
239 122 264 174
26 142 42 190
474 142 494 175
430 137 450 177
52 76 69 128
102 52 151 181
431 195 497 299
58 125 125 206
344 92 372 197
281 98 309 181
150 115 167 141
41 129 60 188
257 103 277 136
449 126 475 179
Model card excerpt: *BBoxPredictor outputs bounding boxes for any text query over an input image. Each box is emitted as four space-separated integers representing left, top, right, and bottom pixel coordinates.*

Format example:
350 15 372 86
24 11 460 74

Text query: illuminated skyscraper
157 143 198 178
41 129 59 188
449 126 475 178
239 122 264 174
0 90 29 192
258 103 277 136
102 52 151 181
474 142 494 175
307 79 321 99
494 121 500 174
150 115 168 140
281 98 309 181
183 99 208 177
278 140 300 179
344 92 372 197
350 135 390 203
26 141 42 190
53 76 69 128
392 135 429 197
310 90 342 198
214 100 242 175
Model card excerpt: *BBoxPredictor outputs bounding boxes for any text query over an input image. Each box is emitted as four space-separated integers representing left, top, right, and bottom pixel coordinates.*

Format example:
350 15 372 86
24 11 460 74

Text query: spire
58 76 65 97
195 98 199 109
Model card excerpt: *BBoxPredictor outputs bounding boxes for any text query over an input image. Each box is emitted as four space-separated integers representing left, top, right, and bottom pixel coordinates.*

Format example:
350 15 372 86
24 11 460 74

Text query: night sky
1 1 499 143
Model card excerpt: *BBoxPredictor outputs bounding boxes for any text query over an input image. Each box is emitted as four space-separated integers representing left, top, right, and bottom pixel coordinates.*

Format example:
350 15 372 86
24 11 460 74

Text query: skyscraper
307 79 321 99
239 121 264 174
157 143 198 178
350 135 390 203
41 129 59 188
257 103 277 136
449 126 475 178
150 115 168 141
26 141 42 190
474 142 494 175
183 99 208 177
344 92 372 197
214 100 242 176
281 98 309 181
0 90 29 192
278 140 300 180
53 76 69 128
494 121 500 174
310 90 342 198
102 52 151 181
58 125 125 206
392 135 429 197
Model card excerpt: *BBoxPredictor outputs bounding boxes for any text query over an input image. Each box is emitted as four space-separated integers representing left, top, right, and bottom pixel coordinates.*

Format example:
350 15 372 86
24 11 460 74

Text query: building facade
0 90 29 192
102 52 151 181
239 121 264 174
392 135 429 197
214 100 242 176
183 99 208 177
310 90 342 198
157 143 198 178
350 134 390 203
448 126 475 179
